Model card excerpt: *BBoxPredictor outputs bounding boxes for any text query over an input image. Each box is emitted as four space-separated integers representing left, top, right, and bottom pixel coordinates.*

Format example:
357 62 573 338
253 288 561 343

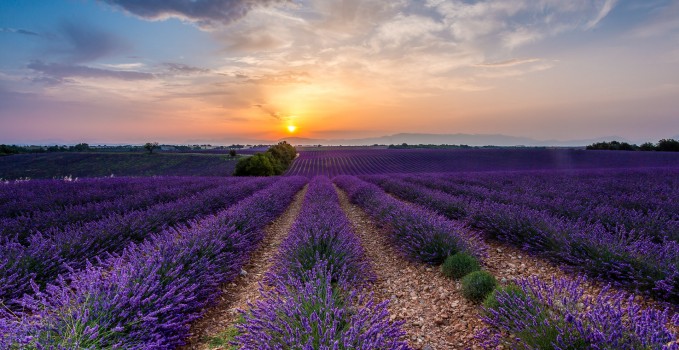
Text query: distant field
0 152 238 179
284 148 679 177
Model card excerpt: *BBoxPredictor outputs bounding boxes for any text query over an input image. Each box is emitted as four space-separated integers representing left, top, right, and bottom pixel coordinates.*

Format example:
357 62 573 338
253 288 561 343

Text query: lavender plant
0 176 307 348
0 177 276 305
237 176 408 349
274 176 374 285
236 261 409 350
334 175 485 264
479 277 679 350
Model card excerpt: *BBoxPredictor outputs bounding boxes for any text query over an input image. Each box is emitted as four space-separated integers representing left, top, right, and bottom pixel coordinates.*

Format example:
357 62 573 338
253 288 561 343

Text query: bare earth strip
336 187 485 350
181 185 308 350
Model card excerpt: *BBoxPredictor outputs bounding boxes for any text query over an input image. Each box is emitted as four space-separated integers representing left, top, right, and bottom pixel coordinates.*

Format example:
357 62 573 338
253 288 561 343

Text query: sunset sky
1 0 678 144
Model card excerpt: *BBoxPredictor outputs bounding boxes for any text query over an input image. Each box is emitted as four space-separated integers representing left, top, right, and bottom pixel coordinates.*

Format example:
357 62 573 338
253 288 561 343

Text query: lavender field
1 149 678 349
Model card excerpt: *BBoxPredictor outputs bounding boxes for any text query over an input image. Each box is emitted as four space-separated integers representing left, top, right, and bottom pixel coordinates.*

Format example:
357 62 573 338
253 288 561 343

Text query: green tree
639 142 656 151
234 153 275 176
70 143 90 152
657 139 679 152
144 142 160 154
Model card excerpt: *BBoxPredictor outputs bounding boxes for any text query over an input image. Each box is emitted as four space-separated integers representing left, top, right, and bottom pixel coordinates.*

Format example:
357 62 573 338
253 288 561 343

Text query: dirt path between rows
336 186 485 350
181 185 308 350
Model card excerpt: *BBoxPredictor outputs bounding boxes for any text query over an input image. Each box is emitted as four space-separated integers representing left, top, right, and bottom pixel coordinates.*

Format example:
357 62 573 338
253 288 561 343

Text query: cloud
630 1 679 38
28 61 155 83
57 21 128 63
0 28 39 36
101 0 290 28
475 58 541 68
586 0 618 29
253 103 281 119
162 63 210 75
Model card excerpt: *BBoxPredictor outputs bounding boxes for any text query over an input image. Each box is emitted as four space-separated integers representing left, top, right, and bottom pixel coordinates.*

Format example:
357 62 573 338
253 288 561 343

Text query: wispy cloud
475 58 541 68
162 63 210 75
586 0 618 29
0 27 39 36
101 0 291 29
28 61 154 83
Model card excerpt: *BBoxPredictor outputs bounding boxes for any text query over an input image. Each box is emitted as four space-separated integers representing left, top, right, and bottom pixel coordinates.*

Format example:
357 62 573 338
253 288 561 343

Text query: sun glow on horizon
287 125 297 133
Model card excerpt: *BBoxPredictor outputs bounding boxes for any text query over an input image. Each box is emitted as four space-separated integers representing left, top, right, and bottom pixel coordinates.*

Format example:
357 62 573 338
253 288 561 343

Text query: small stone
422 345 434 350
240 269 247 276
501 277 508 283
496 248 502 253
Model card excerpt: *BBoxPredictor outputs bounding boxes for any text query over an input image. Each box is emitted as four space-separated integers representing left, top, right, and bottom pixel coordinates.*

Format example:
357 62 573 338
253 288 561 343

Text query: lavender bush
0 177 218 240
0 177 276 305
0 176 307 348
370 172 679 303
334 175 485 264
273 176 374 285
237 176 408 349
236 261 409 350
479 277 679 349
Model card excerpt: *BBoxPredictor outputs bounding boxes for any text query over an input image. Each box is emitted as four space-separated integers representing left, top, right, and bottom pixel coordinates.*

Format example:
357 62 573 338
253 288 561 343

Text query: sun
287 125 297 133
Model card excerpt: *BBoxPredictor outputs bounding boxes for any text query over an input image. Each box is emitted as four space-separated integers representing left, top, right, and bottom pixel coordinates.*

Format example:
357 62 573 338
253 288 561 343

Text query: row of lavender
0 177 276 307
235 176 408 349
284 148 679 177
362 170 679 304
0 177 307 348
0 177 201 219
405 169 679 243
334 175 484 264
1 178 220 241
335 175 679 348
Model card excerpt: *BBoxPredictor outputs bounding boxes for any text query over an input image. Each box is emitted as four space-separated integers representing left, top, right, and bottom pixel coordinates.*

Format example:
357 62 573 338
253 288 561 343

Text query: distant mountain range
275 133 634 147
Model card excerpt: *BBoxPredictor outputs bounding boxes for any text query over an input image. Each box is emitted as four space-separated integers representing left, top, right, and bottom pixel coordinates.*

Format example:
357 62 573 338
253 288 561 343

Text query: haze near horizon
1 0 678 145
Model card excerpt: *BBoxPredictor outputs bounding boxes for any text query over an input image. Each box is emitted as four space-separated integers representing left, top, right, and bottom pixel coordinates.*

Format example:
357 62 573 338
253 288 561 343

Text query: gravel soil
180 185 308 350
337 187 485 350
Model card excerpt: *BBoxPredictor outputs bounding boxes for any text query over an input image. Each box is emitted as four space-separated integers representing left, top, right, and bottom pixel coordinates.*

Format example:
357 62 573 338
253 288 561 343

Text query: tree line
586 139 679 152
0 143 92 156
233 141 297 176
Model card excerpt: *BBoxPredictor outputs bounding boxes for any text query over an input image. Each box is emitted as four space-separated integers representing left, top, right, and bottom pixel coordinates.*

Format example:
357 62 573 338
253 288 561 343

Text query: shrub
442 252 480 279
233 142 297 176
461 271 497 303
234 153 275 176
483 284 523 310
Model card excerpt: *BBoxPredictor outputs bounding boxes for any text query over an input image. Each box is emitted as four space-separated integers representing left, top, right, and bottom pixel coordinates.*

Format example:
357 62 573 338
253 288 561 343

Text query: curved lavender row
0 176 308 349
0 178 222 241
0 177 202 219
0 177 276 305
272 176 374 285
479 277 679 349
334 175 485 265
236 176 408 349
366 175 679 304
